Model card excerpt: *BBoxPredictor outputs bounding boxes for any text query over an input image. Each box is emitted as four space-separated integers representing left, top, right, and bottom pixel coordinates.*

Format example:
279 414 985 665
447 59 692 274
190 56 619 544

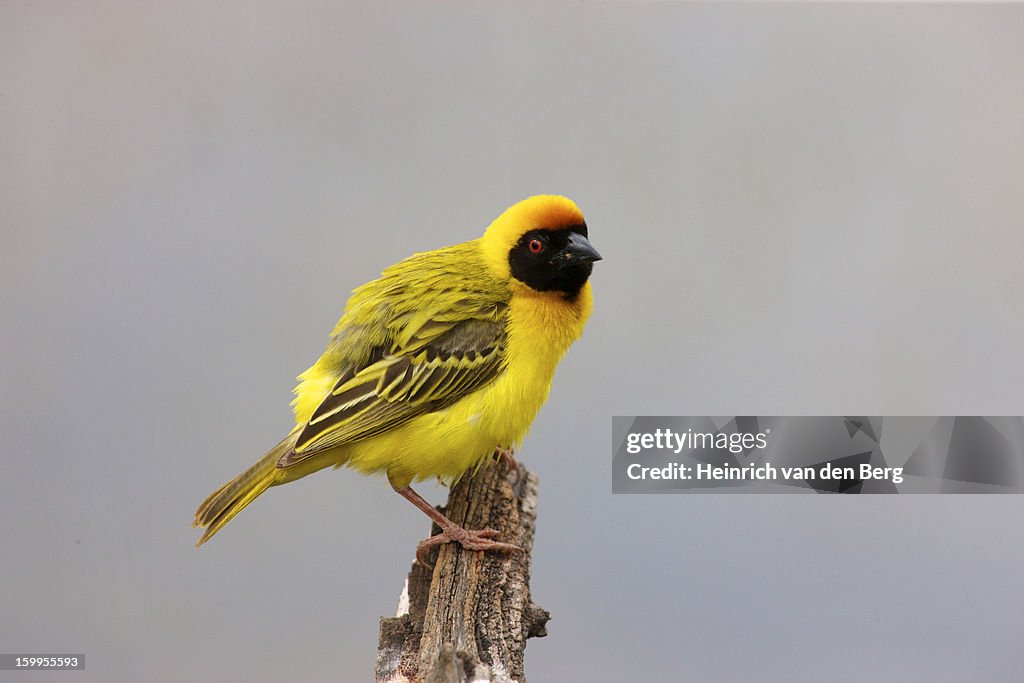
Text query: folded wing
279 314 506 467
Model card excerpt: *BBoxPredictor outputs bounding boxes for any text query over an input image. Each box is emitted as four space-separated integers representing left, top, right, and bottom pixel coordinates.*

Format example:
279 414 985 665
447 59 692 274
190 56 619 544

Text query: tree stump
375 462 549 682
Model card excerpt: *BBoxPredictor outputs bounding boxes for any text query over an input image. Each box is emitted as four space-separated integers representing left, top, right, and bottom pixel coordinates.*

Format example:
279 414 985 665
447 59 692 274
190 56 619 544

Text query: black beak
554 232 603 269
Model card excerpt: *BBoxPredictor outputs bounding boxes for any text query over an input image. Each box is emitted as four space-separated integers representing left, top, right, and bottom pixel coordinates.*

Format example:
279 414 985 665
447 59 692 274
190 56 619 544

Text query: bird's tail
193 436 293 546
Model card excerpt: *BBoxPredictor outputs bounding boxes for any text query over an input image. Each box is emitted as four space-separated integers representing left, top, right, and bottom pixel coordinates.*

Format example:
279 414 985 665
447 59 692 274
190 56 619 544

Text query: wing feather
281 314 506 466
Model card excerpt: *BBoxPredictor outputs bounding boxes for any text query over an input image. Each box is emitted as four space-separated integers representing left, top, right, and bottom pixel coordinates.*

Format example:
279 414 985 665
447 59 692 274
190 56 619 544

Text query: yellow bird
193 195 601 560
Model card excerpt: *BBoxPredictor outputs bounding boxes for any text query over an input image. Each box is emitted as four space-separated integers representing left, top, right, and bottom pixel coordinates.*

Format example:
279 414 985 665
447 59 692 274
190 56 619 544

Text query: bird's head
481 195 602 300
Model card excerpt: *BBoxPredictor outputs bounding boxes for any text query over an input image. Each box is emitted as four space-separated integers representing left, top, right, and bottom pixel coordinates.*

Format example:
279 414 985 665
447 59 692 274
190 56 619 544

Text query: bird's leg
493 446 521 482
393 485 523 567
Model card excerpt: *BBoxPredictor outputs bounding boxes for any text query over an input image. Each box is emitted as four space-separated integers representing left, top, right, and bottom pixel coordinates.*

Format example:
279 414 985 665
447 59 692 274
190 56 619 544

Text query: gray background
3 2 1023 681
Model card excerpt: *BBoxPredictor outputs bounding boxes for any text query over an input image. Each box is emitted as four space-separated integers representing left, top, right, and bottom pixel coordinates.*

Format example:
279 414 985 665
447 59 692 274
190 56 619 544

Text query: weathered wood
376 462 549 683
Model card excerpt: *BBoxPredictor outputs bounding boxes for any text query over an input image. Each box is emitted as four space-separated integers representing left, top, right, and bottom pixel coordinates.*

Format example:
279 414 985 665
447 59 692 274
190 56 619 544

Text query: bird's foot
493 446 521 482
416 523 523 567
394 484 523 567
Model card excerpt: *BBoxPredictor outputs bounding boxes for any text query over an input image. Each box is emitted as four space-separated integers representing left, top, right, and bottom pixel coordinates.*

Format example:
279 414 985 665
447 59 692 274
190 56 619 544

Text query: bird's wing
279 314 506 467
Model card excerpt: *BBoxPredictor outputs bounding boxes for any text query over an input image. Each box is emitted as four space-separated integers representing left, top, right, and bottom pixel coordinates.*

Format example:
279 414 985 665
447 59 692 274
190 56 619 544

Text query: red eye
528 238 544 253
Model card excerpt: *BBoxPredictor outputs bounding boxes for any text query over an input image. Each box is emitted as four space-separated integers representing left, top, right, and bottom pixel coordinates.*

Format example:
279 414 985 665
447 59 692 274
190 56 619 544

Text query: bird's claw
415 525 523 568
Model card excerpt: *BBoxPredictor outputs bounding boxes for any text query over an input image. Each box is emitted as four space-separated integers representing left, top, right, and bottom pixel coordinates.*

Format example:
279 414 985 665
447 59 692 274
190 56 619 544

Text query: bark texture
376 463 549 683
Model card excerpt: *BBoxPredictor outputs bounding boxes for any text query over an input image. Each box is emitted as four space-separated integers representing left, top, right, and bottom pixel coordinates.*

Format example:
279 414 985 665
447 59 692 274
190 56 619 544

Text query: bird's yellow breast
342 282 593 488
